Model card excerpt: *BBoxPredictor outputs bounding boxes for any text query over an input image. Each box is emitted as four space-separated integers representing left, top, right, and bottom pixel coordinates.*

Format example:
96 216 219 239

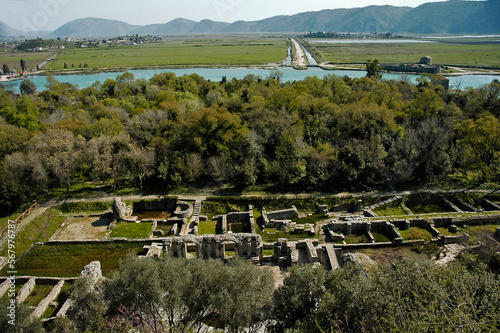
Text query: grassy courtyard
5 242 150 277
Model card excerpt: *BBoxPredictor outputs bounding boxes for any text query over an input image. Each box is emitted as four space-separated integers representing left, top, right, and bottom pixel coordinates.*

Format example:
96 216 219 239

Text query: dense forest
0 72 499 212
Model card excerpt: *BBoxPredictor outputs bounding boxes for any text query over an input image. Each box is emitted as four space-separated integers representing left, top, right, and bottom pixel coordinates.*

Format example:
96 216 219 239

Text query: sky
4 0 441 32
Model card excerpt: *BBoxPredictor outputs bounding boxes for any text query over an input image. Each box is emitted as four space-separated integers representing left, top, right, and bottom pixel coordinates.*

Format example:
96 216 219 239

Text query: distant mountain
1 1 498 38
0 21 21 37
134 18 197 35
223 6 412 33
393 0 500 34
51 17 140 38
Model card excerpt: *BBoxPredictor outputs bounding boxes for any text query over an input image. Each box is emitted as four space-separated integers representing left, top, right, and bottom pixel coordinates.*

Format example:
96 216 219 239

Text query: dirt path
291 38 307 67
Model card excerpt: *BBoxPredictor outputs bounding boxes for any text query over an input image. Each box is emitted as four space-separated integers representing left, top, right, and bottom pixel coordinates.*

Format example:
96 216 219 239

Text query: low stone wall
381 63 441 74
480 200 500 211
216 207 256 234
455 199 478 212
441 233 469 245
365 196 402 211
16 278 35 304
174 201 193 219
113 197 137 222
262 206 298 227
442 198 462 213
132 198 176 212
31 280 65 319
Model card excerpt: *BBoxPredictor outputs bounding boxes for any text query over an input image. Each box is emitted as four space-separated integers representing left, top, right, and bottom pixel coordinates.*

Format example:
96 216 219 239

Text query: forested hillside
0 72 499 212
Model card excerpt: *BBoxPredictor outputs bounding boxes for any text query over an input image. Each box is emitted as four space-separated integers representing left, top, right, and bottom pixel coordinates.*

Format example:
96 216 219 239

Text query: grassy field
310 39 500 68
0 51 55 71
6 242 149 277
110 222 152 238
46 38 287 70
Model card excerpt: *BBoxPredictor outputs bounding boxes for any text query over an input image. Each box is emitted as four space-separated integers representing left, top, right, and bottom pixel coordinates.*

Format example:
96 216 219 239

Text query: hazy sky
4 0 441 31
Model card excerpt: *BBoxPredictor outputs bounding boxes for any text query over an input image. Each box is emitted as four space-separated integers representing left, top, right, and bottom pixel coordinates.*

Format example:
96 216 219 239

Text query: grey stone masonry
455 199 479 212
365 196 403 211
174 201 194 219
16 278 35 304
31 280 65 319
80 261 102 285
442 198 463 213
481 200 500 211
0 279 9 298
56 298 73 318
113 197 137 222
262 206 299 227
323 244 340 270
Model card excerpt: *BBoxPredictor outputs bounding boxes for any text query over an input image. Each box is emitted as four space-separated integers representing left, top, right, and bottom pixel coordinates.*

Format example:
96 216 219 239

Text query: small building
420 56 432 65
440 76 450 90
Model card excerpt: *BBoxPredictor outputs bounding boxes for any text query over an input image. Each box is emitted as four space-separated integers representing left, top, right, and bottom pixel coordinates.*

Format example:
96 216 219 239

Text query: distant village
1 34 163 53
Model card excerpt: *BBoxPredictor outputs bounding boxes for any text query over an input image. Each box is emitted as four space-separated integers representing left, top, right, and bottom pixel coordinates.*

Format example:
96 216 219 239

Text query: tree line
1 254 499 332
0 72 499 212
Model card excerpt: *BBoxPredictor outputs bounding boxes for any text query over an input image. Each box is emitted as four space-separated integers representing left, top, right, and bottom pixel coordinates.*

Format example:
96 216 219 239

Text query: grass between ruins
110 222 152 238
0 208 67 258
5 242 149 277
41 282 73 319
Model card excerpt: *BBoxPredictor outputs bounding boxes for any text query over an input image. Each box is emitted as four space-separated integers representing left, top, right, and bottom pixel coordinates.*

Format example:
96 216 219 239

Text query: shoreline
21 65 500 78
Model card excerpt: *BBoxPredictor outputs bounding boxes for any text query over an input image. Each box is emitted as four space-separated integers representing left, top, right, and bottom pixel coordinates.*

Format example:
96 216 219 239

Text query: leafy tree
28 129 86 196
0 95 39 130
2 64 9 75
365 59 382 78
20 79 37 95
0 301 45 333
271 264 326 332
457 113 500 180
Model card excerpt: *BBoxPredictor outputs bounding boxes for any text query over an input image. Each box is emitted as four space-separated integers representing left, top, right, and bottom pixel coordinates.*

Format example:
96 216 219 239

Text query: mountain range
1 0 499 38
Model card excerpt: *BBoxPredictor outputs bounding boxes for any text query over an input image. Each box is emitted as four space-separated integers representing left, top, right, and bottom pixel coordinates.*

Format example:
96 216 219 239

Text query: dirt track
291 38 307 67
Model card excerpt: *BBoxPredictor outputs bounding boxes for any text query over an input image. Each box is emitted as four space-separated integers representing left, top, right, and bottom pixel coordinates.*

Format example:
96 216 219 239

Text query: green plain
311 39 500 68
46 39 287 70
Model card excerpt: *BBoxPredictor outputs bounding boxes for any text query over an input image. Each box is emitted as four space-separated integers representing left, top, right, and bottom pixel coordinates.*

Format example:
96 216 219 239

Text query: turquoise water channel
4 66 498 92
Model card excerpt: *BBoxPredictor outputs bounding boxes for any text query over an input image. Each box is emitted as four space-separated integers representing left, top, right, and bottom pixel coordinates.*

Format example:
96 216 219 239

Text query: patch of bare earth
343 246 433 266
53 215 112 241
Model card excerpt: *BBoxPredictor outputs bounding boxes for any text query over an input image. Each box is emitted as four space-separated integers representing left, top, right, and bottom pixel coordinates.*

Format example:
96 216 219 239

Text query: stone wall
381 63 441 74
215 206 256 234
132 198 177 212
174 201 193 219
16 278 35 304
262 206 298 227
481 200 500 211
113 197 137 222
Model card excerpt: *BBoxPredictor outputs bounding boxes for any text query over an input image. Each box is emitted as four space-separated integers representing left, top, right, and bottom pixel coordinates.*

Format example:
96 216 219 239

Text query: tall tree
2 64 9 75
366 59 382 78
20 59 26 72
